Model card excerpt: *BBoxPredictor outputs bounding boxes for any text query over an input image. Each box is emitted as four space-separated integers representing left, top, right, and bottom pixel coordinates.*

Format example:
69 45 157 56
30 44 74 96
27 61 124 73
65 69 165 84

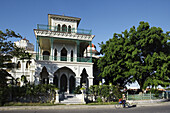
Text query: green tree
98 22 170 90
0 29 30 105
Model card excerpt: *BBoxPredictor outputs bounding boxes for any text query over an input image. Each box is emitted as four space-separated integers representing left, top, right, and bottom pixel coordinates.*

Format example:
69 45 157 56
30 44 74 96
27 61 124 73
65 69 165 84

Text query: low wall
127 99 168 105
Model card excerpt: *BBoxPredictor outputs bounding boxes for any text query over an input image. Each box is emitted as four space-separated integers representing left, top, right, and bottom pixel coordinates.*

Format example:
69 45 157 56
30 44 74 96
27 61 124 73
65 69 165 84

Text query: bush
0 87 9 106
89 85 121 102
0 84 57 106
96 97 102 103
74 86 81 94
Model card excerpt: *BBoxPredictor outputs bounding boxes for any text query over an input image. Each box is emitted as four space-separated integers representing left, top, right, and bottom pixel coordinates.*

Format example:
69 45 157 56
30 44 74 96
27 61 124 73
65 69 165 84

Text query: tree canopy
0 29 31 86
98 21 170 90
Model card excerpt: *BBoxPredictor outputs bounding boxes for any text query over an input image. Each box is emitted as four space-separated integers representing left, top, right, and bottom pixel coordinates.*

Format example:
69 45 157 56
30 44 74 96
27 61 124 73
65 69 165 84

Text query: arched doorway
61 47 67 61
57 24 61 32
80 68 89 88
40 67 49 84
69 76 75 93
71 50 73 62
54 49 57 61
53 75 58 88
54 67 76 93
62 24 67 32
60 74 67 92
68 25 71 33
43 51 50 60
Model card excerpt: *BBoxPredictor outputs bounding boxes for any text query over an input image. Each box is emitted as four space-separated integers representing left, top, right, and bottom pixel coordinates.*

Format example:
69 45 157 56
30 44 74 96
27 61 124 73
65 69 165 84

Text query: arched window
43 51 50 60
17 61 21 69
71 50 73 62
57 24 60 32
61 47 67 61
80 68 89 88
26 61 31 69
62 24 67 32
68 25 71 33
40 67 49 84
54 49 57 61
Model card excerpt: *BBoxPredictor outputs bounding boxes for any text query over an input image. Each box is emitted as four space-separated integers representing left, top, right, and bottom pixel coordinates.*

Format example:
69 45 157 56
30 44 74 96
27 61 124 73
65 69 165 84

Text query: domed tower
84 43 100 58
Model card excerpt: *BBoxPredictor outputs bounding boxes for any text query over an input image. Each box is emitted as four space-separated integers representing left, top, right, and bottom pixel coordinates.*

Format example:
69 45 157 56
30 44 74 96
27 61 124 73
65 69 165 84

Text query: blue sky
0 0 170 51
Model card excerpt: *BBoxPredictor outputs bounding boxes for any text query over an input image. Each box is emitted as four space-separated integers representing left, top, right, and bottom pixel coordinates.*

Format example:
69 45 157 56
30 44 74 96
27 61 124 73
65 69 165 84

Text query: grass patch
3 102 65 106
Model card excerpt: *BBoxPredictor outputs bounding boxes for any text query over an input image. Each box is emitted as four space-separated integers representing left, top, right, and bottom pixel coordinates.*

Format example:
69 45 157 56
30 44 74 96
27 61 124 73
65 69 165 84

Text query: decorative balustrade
37 24 92 35
36 55 92 63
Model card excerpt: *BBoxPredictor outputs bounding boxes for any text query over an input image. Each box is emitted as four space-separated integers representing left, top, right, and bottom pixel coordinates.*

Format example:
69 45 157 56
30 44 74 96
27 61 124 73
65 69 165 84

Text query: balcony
36 55 92 63
37 24 92 35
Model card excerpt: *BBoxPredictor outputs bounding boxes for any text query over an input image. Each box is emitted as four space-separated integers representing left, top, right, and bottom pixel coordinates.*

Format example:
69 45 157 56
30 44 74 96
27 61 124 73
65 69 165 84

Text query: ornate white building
10 38 36 85
33 14 95 93
10 14 96 94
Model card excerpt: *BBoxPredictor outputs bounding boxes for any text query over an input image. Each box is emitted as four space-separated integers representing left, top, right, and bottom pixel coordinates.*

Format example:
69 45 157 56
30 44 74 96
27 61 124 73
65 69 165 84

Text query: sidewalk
0 101 170 111
127 99 169 105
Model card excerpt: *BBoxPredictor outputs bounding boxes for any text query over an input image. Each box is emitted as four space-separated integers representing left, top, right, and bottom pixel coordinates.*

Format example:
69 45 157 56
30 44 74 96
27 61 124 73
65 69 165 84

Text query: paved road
1 104 170 113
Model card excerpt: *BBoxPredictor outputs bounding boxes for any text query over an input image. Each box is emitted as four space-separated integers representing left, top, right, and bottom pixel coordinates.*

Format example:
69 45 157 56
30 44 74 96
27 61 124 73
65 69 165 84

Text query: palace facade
10 14 97 94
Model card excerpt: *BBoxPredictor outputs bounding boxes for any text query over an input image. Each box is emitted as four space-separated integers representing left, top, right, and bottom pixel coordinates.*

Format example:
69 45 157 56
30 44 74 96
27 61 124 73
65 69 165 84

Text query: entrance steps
60 94 83 105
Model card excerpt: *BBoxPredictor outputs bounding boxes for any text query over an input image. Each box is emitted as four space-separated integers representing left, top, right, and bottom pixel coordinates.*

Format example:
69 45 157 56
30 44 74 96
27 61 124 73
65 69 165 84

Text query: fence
127 94 158 100
127 92 170 100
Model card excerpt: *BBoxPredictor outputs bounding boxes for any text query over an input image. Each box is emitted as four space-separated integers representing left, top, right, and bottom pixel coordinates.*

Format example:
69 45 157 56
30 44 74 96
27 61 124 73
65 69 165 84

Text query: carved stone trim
34 29 94 41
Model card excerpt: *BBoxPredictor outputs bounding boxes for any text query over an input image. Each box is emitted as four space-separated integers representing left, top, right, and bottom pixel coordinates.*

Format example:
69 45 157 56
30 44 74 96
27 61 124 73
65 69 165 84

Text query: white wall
51 19 77 29
53 41 77 61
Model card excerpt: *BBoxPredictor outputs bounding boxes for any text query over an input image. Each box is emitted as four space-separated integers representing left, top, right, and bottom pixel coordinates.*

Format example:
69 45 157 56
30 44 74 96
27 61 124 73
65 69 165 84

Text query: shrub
89 85 121 102
74 86 81 94
96 97 102 103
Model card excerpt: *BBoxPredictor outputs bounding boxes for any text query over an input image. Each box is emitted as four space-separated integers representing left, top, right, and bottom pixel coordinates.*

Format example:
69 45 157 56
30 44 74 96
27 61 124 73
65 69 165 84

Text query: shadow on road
126 104 137 109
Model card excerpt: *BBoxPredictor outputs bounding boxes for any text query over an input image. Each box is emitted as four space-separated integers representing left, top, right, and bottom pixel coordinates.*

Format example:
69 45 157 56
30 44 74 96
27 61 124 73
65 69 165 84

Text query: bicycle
115 101 130 108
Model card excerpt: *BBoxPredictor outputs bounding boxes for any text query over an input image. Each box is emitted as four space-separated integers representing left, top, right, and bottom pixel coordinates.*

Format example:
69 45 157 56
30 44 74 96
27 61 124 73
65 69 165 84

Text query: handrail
37 24 92 35
36 55 92 63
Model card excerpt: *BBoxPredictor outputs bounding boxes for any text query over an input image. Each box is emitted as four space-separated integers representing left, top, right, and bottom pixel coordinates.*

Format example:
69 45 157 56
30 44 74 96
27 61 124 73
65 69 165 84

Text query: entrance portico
36 61 93 94
54 67 76 93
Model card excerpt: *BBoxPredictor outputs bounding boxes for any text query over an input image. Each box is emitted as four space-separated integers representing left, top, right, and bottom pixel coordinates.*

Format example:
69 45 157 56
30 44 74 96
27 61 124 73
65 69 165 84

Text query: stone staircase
60 94 83 105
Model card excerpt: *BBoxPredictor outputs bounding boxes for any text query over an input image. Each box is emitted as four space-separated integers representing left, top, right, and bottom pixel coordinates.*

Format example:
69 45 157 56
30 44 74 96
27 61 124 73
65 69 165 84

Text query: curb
0 105 115 111
0 102 170 111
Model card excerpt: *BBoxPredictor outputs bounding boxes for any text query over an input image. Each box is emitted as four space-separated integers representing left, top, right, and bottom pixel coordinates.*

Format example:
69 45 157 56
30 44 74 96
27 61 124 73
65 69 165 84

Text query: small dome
88 43 96 48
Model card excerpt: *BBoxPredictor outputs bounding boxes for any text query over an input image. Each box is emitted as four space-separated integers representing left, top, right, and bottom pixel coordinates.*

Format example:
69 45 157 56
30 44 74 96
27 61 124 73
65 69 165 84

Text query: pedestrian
122 94 126 108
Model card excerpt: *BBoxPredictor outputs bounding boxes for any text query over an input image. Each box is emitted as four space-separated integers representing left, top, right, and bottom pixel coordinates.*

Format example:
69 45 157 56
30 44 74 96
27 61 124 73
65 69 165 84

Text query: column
36 36 40 60
89 41 92 62
67 76 69 93
76 40 80 62
88 77 94 87
58 74 60 91
58 51 61 61
50 37 54 60
49 73 54 84
36 37 37 60
34 76 40 85
49 77 53 84
75 76 81 87
54 89 59 103
68 51 71 62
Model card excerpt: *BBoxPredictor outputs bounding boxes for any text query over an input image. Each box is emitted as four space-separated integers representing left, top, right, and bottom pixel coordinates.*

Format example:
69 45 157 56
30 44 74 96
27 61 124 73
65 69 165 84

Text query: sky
0 0 169 88
1 0 170 52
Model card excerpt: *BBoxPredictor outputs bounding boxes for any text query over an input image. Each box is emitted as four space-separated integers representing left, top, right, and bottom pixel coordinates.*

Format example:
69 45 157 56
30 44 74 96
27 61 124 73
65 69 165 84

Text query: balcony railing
36 55 92 63
37 24 92 35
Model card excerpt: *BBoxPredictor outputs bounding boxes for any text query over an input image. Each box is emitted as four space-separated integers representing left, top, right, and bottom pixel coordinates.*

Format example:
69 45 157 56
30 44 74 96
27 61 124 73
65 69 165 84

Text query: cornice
34 29 95 41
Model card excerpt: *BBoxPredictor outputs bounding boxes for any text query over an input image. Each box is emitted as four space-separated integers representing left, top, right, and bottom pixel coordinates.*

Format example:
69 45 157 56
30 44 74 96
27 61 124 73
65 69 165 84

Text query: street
1 104 170 113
